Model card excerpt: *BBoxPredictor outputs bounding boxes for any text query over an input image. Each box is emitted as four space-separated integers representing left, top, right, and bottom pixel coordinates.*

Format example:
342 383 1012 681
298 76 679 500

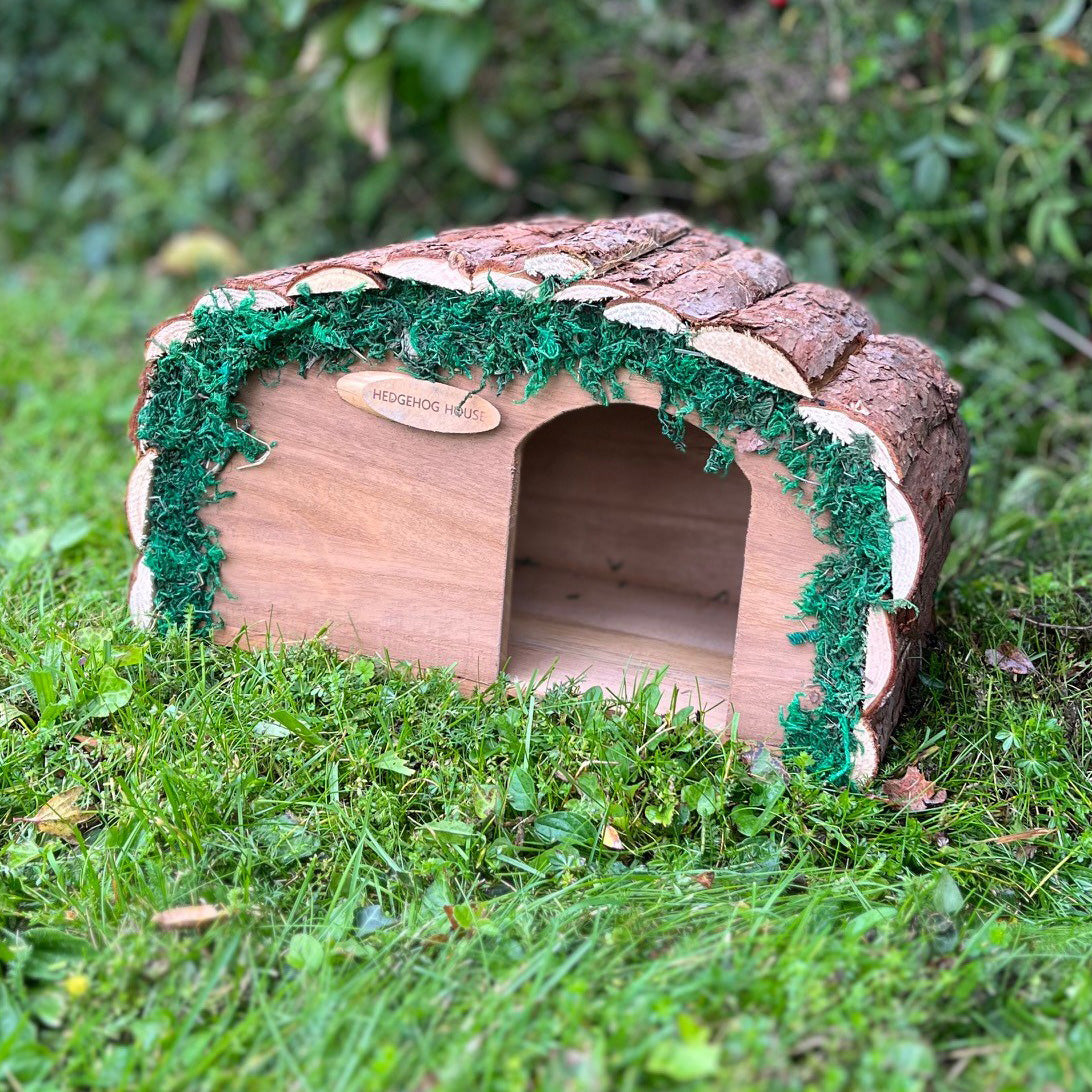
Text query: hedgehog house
127 214 969 783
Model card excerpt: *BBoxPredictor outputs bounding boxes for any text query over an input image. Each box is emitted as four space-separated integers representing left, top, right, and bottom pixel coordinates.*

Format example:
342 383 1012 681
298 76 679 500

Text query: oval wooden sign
336 371 501 434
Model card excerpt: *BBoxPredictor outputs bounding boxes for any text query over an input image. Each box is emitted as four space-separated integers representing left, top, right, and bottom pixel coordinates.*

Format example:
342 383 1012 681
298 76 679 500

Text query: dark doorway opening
506 404 750 712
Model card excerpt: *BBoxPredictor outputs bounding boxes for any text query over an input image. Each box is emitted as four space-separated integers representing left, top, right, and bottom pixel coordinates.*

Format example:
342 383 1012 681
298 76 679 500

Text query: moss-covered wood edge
136 281 893 782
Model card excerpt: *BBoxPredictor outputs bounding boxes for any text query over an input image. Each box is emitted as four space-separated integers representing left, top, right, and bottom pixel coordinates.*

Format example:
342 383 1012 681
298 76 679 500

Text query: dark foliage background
3 0 1090 341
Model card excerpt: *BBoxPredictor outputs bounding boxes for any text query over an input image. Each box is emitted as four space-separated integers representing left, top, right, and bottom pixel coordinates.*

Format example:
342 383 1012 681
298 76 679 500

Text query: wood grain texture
553 230 742 303
336 372 501 433
799 335 963 482
523 213 690 278
209 367 827 741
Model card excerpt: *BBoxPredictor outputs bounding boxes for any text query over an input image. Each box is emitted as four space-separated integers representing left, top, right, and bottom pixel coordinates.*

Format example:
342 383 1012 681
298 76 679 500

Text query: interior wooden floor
505 563 737 716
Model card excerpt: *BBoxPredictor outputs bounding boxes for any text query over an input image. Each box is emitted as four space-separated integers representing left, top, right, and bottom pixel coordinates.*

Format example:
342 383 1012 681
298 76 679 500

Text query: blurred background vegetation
2 0 1092 567
2 1 1088 325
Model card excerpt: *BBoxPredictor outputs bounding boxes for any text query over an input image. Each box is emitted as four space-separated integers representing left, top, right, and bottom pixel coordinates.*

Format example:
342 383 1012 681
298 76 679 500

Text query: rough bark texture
723 283 877 393
606 247 792 325
799 335 963 482
381 217 584 286
855 415 970 778
554 230 742 301
523 212 690 277
130 212 971 780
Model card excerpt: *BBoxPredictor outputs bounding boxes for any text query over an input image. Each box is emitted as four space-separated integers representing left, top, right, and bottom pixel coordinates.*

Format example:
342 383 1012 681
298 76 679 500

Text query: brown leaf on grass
152 904 228 932
13 787 97 843
984 827 1054 845
984 643 1036 675
601 824 624 850
882 766 948 812
691 872 715 889
1043 36 1089 65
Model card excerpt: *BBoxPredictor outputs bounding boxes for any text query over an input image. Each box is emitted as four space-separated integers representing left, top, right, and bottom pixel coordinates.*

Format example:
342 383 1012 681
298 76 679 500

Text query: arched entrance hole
505 403 751 713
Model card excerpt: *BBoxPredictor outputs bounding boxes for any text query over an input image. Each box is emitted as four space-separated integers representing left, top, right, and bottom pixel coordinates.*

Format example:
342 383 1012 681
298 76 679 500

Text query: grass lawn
2 261 1092 1091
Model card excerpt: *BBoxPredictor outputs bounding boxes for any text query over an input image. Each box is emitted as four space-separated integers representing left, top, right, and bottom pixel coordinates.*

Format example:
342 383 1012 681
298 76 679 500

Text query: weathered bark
523 212 690 278
800 335 962 482
553 230 742 302
130 212 970 783
853 415 969 781
694 283 875 396
603 247 791 331
369 218 580 291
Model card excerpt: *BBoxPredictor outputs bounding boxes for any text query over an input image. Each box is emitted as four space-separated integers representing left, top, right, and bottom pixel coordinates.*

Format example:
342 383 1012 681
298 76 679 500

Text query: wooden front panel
211 366 828 745
213 366 521 682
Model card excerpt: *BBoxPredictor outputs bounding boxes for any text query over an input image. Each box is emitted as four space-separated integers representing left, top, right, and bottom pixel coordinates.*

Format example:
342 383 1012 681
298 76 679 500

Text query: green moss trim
137 282 892 782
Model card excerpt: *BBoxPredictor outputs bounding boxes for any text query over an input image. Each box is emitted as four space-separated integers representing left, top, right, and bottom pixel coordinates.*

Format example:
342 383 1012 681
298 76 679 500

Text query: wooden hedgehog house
126 213 969 783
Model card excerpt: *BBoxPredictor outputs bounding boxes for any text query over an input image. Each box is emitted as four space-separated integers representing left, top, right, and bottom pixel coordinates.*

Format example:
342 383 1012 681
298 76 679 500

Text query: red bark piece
603 247 791 332
800 335 962 482
523 212 691 278
553 230 743 302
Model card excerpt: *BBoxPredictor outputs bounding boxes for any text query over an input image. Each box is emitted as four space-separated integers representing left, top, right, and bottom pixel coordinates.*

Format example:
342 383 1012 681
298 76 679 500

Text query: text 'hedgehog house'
127 213 969 783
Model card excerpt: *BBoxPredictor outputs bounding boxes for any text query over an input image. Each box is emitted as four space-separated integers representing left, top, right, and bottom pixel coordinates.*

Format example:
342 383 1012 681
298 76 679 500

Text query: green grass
2 262 1092 1091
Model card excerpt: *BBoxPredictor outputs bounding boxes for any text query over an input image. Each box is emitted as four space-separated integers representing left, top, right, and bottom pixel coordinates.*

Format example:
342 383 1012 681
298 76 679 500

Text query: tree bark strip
608 247 791 326
554 230 742 301
800 335 963 482
724 283 876 393
523 212 690 277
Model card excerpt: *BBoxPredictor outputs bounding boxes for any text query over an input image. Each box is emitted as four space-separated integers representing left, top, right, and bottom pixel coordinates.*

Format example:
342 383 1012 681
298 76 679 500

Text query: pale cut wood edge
887 480 923 603
850 721 882 785
800 335 962 483
524 253 594 278
863 608 896 715
690 327 812 397
852 642 916 786
603 299 686 333
288 267 384 296
192 286 292 312
797 404 901 481
145 316 195 362
126 451 157 548
523 212 691 278
128 556 156 631
470 268 543 296
553 282 630 303
379 255 473 292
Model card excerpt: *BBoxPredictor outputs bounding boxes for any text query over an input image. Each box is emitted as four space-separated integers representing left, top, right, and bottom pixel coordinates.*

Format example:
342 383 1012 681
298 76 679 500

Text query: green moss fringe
138 282 892 782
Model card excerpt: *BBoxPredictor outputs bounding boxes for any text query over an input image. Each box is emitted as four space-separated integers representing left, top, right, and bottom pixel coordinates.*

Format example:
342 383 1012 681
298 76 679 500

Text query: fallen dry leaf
984 643 1036 676
1043 36 1089 66
601 824 624 850
152 904 228 931
984 827 1054 845
13 787 97 843
882 766 948 812
691 872 715 889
